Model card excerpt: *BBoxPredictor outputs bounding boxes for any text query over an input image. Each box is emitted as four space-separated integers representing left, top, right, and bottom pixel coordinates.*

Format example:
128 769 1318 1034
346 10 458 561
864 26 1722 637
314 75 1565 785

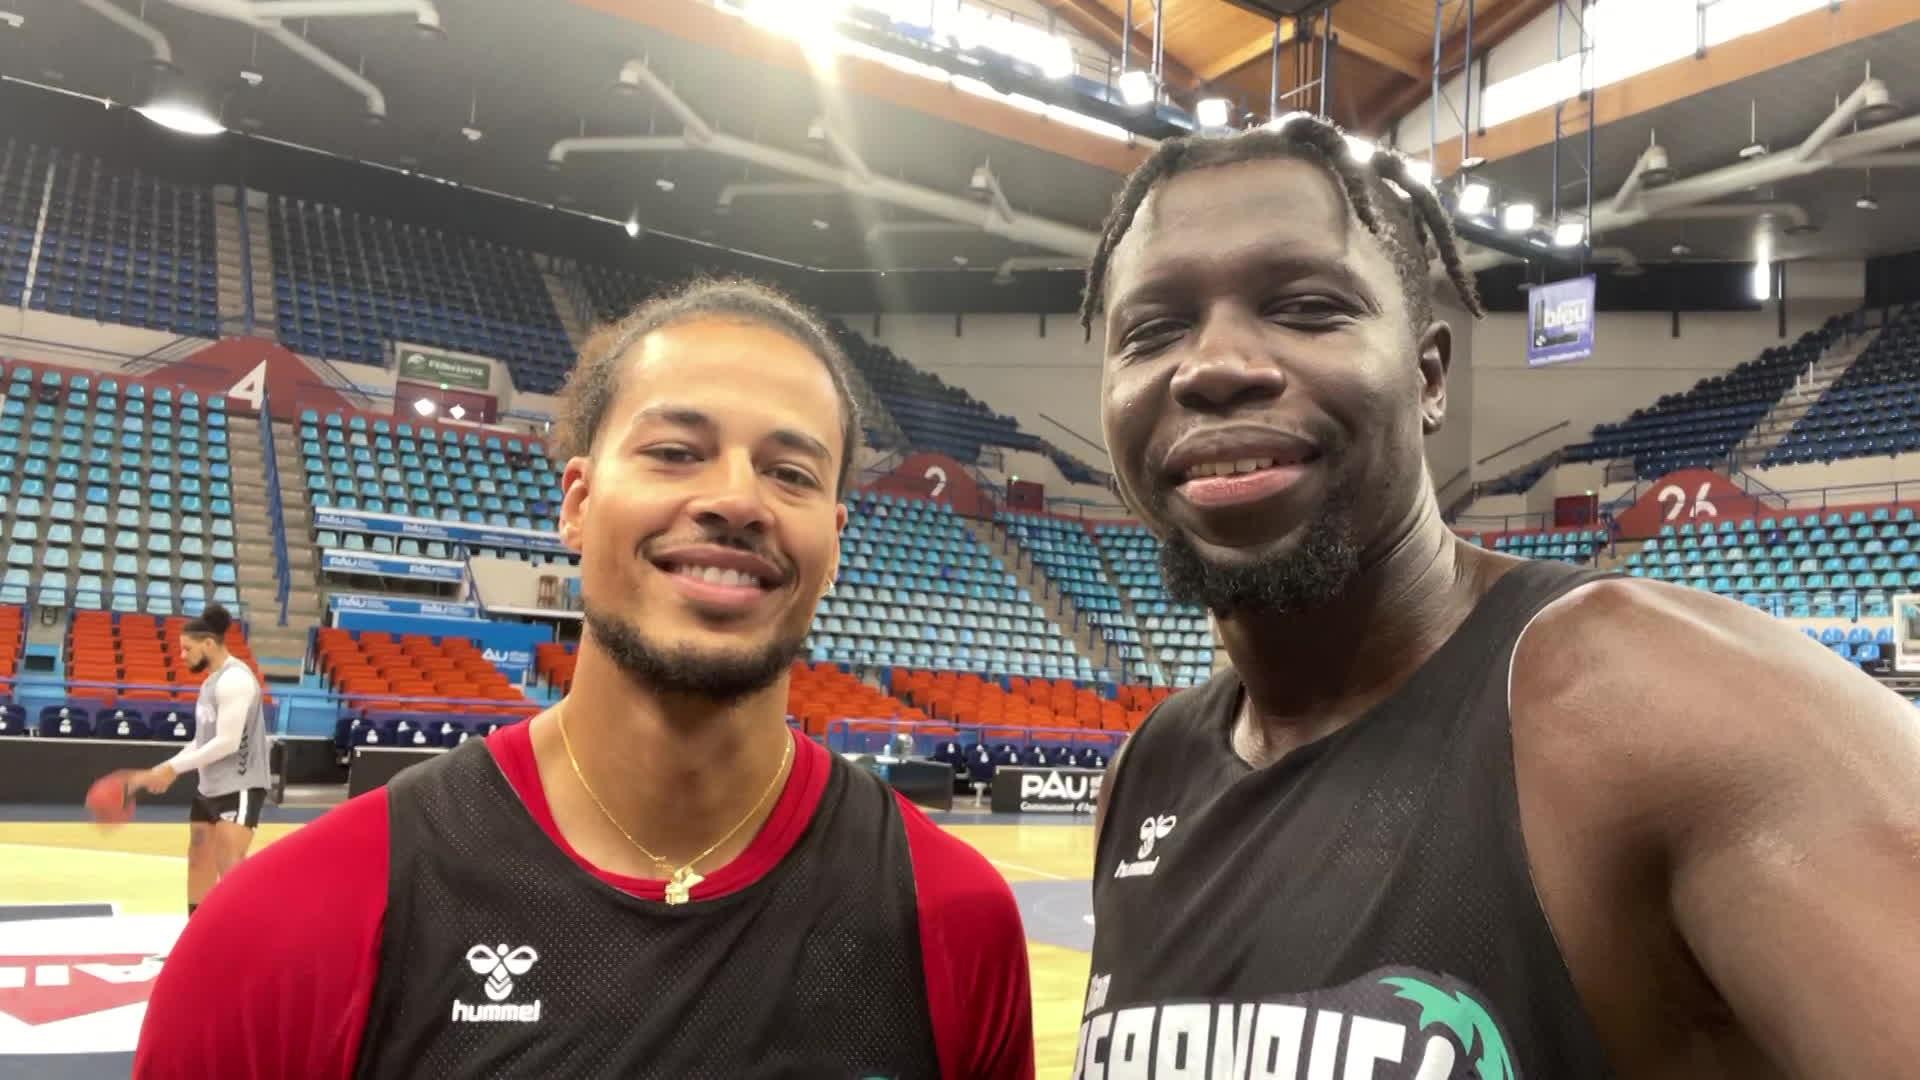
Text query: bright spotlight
1751 260 1771 302
1343 134 1377 161
413 398 437 417
1400 157 1434 189
1117 69 1155 107
448 404 467 421
1195 98 1230 128
1501 202 1536 233
1457 180 1492 216
624 216 640 238
1553 221 1587 247
136 101 225 137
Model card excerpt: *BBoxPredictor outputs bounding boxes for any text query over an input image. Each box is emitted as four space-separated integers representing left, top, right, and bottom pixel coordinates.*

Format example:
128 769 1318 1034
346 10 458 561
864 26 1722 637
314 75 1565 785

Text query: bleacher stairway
962 519 1117 676
1732 333 1876 465
212 187 249 337
229 428 319 677
242 196 278 336
541 269 589 349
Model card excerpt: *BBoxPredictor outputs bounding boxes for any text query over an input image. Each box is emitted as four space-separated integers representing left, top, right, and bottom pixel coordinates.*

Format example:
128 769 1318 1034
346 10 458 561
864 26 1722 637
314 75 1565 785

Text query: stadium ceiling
10 0 1141 274
1461 20 1920 275
9 0 1920 284
1047 0 1550 132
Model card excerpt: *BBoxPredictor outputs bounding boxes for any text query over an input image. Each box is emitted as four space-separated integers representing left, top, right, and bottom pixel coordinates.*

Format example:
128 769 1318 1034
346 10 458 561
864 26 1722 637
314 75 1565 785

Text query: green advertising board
397 346 492 391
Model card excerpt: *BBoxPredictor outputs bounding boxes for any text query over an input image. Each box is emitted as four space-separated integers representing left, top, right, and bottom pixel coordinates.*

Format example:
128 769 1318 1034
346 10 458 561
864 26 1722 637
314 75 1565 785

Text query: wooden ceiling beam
1329 27 1429 81
1197 21 1298 83
1036 0 1204 90
1359 0 1555 133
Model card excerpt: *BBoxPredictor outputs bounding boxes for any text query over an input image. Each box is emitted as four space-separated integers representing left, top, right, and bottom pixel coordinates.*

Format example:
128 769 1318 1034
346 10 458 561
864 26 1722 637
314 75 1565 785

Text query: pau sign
990 765 1102 814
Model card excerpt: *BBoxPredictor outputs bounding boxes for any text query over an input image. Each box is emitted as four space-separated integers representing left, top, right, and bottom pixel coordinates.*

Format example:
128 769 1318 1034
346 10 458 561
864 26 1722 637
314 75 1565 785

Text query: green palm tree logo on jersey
1380 976 1517 1080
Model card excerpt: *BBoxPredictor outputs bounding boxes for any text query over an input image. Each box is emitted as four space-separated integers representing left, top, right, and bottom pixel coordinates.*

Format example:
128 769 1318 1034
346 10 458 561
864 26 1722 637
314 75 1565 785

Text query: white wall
0 308 212 371
851 310 1107 452
1469 297 1858 472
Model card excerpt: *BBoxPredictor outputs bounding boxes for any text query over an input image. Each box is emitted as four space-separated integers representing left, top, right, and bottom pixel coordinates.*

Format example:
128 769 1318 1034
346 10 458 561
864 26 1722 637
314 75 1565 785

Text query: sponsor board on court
320 549 468 583
0 911 182 1056
329 593 482 619
990 766 1102 815
312 508 572 556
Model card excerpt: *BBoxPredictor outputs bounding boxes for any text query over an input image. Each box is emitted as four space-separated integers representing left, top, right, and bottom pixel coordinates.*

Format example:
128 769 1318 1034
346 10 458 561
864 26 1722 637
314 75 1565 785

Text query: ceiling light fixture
1457 180 1492 216
413 398 437 417
447 404 467 421
1501 202 1536 233
1118 69 1156 107
1553 221 1587 248
1195 97 1230 128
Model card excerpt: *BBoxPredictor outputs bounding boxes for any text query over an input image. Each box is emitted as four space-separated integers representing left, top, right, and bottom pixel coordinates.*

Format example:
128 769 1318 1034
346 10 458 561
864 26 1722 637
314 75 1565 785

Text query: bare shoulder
1509 575 1912 817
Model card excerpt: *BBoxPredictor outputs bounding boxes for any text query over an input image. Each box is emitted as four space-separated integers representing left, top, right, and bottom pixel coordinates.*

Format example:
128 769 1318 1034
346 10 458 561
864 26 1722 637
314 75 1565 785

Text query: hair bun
199 603 233 637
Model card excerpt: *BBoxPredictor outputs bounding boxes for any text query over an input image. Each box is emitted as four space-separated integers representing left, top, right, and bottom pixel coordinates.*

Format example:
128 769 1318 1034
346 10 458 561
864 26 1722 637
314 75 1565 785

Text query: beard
1155 480 1361 616
582 601 807 703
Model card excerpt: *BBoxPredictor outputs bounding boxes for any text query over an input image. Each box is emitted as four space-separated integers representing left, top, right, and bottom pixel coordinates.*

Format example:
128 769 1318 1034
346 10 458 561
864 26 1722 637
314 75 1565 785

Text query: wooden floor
0 815 1096 1078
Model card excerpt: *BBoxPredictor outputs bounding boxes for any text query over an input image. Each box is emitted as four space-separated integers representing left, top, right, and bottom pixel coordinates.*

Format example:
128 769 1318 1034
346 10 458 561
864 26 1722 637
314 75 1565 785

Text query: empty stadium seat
1765 305 1920 466
1563 315 1849 478
17 145 219 338
1091 522 1215 687
269 196 574 392
807 492 1101 683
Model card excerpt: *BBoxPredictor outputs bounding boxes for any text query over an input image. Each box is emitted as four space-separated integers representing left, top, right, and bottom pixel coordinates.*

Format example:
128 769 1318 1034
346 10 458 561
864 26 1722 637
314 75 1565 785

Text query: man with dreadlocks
1076 116 1920 1078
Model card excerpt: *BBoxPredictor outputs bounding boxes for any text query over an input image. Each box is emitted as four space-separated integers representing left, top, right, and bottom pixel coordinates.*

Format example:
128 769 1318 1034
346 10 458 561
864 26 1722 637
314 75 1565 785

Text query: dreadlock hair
554 276 863 497
1080 114 1485 336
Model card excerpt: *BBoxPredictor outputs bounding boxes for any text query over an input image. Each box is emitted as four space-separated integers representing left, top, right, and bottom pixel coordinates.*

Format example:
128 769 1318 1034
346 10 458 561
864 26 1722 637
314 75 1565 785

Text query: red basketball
85 770 138 826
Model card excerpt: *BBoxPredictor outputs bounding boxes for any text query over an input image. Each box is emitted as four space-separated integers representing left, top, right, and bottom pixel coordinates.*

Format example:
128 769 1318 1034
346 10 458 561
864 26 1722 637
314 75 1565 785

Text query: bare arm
1522 580 1920 1076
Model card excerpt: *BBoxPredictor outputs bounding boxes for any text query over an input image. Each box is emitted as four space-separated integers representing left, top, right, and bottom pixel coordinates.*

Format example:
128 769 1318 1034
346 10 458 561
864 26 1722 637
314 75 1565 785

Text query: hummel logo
1114 814 1176 879
1136 814 1177 859
451 943 541 1024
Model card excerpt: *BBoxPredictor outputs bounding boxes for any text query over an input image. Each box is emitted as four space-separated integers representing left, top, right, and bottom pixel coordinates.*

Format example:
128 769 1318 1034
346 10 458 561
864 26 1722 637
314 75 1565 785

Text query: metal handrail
259 391 292 626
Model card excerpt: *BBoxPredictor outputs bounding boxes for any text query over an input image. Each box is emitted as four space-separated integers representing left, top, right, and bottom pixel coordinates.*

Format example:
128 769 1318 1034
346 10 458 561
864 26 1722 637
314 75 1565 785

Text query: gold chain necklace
556 707 794 905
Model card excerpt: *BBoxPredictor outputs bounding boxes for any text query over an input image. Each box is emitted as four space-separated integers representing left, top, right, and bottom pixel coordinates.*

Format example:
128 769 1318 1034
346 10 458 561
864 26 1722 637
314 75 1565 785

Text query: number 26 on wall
1658 482 1719 522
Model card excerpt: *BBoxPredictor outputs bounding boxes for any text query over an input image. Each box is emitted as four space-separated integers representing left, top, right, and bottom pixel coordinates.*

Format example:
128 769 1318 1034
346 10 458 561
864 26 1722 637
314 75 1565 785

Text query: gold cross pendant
663 865 704 906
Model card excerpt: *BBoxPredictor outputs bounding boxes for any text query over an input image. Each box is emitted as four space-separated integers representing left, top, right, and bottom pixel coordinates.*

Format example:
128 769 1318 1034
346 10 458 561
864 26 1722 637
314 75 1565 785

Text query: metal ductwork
75 0 174 69
553 61 1098 260
1796 77 1892 161
154 0 436 120
1461 82 1920 275
259 23 385 119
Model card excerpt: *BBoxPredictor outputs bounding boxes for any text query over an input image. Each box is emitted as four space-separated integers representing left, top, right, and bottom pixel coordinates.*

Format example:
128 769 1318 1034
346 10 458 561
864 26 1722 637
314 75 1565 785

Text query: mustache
641 528 796 584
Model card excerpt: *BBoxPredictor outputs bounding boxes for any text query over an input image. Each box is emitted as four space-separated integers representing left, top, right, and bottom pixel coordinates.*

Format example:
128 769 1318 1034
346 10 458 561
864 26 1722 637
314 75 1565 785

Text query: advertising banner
330 611 552 681
395 344 493 391
313 509 570 556
1527 274 1597 367
989 765 1102 814
328 593 481 619
320 550 465 583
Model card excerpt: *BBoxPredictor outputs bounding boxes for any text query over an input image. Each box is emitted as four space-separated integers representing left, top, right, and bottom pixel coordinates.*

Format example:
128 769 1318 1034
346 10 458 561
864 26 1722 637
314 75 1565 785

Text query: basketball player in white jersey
131 603 271 915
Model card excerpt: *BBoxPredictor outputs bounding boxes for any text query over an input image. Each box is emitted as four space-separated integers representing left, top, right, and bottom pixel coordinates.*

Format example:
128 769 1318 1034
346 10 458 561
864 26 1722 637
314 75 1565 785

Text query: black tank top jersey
353 737 941 1080
1082 560 1615 1080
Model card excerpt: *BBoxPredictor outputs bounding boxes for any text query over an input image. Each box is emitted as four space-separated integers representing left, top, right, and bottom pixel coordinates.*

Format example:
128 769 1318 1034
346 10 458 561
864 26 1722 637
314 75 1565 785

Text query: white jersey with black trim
194 656 269 798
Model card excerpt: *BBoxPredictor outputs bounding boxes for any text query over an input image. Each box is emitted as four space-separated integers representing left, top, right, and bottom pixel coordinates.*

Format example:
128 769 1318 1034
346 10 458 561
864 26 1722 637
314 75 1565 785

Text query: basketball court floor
0 803 1096 1079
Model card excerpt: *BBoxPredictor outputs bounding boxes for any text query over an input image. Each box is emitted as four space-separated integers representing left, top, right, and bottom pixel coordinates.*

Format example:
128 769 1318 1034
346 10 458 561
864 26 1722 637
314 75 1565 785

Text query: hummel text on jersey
450 998 542 1023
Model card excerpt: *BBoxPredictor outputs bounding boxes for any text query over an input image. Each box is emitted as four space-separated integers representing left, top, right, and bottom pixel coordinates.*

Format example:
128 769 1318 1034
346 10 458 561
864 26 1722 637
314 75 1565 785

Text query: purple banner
1527 274 1596 367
